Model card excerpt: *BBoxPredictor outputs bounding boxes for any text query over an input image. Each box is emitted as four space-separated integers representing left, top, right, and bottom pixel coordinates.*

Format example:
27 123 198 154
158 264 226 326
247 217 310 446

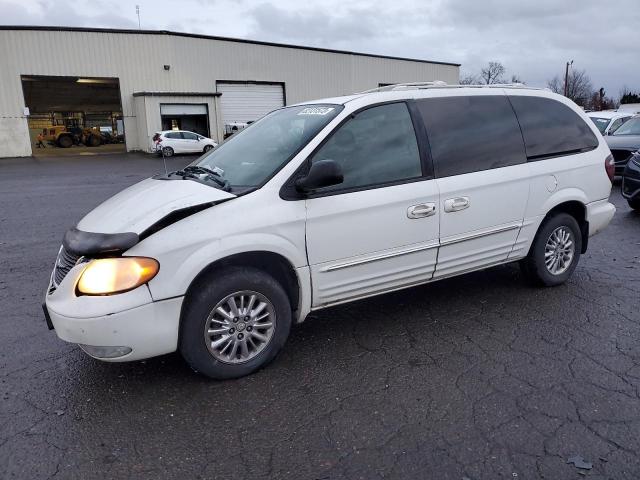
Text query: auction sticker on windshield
298 107 335 115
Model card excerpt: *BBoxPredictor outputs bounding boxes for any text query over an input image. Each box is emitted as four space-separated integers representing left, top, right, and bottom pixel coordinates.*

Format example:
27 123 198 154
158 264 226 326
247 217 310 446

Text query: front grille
610 149 632 164
52 246 81 287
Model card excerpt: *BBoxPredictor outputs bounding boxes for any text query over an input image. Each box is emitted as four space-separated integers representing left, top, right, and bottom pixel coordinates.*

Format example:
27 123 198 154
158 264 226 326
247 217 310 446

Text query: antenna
136 5 141 29
160 145 168 175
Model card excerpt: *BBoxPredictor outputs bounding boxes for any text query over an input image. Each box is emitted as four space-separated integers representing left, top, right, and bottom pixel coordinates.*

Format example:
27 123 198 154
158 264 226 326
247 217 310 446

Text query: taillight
605 153 615 183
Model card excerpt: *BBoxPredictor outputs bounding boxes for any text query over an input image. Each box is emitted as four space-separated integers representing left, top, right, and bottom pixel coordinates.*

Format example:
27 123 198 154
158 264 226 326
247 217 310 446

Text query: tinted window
417 95 526 178
165 132 181 139
509 96 598 159
182 132 198 140
311 102 422 192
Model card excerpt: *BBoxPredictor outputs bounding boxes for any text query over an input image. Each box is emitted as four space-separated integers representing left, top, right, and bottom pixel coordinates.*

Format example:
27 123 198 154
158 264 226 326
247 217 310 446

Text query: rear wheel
628 198 640 211
57 135 73 148
179 267 292 379
203 144 214 153
520 213 582 287
162 146 174 157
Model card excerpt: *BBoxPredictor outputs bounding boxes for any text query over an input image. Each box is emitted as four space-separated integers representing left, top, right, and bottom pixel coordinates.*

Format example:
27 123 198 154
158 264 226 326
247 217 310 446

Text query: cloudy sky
2 0 639 98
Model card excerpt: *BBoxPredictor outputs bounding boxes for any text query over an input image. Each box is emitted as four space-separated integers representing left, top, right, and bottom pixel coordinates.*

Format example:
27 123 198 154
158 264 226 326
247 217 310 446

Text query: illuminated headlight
76 257 159 295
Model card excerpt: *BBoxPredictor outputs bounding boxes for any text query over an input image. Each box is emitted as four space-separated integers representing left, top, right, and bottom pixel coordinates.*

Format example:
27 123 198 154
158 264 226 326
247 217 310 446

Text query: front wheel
520 213 582 287
179 267 292 379
203 144 214 153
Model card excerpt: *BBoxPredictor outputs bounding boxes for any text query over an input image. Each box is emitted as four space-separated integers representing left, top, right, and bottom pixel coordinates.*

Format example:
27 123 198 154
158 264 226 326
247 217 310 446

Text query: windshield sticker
298 107 335 116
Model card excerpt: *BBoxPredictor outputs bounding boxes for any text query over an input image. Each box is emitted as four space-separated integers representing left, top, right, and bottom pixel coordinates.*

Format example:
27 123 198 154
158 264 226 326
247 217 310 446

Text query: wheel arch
540 199 589 254
179 251 303 338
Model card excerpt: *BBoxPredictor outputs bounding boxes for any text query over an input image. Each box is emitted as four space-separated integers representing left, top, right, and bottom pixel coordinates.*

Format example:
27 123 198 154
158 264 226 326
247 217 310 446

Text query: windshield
589 117 610 134
613 117 640 136
194 104 343 190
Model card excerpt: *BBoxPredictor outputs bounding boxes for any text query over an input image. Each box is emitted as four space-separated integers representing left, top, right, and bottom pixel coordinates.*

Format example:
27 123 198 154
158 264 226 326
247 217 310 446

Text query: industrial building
0 26 460 158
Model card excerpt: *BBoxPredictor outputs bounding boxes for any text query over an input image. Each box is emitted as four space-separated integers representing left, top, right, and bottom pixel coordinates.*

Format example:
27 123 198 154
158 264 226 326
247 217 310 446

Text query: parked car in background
622 152 640 210
605 115 640 175
587 110 633 136
44 84 615 379
153 130 218 156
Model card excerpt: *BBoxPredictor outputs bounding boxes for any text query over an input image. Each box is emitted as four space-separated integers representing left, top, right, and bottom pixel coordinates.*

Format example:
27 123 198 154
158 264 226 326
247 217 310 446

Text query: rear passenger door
416 93 530 278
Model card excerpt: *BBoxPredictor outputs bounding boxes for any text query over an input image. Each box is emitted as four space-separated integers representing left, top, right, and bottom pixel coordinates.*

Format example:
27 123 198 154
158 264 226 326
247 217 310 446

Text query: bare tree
547 69 593 106
459 74 480 85
480 61 505 84
510 74 525 84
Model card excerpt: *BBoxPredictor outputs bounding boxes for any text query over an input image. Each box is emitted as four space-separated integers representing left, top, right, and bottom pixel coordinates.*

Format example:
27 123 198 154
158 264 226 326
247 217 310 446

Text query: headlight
77 257 159 295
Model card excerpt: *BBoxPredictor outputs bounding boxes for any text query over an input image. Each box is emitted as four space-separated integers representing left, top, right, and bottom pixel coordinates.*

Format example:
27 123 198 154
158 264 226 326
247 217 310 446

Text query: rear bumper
586 199 616 237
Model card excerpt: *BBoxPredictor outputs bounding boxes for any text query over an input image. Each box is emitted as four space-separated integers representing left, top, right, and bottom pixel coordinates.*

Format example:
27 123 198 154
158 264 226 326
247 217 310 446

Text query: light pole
136 5 141 30
563 60 573 97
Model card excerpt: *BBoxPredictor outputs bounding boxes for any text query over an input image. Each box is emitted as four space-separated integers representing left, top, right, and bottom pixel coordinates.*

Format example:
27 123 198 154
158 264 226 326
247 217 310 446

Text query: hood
605 135 640 150
77 178 236 234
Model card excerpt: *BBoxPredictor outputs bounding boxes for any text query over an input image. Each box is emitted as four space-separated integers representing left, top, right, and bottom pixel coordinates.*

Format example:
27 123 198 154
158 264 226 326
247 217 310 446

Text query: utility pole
136 5 141 29
563 60 573 97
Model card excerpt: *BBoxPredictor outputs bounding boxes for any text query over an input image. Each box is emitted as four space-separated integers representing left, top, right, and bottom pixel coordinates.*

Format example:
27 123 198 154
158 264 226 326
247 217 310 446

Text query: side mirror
295 159 343 192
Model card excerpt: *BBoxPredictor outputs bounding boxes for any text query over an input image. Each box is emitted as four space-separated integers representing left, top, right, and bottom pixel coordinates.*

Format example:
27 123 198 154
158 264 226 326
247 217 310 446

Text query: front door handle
407 203 436 219
444 196 470 213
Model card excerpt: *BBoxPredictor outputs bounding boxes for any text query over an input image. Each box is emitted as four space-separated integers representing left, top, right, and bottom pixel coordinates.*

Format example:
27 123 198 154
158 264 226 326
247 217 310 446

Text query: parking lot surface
1 153 639 479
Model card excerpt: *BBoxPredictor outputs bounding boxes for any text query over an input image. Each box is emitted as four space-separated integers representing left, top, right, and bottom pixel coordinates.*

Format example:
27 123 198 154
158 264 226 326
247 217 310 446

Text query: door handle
407 203 436 219
444 196 470 213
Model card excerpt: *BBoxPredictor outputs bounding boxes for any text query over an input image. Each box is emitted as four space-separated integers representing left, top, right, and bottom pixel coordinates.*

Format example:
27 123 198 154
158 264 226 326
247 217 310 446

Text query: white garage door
160 104 208 115
217 82 284 125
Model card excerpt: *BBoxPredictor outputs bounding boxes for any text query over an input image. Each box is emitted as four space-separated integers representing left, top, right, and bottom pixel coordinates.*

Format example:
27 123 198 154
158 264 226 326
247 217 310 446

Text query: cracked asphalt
1 153 639 479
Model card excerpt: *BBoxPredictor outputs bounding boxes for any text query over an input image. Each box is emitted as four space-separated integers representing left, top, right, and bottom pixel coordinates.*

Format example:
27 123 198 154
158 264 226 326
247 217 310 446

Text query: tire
628 198 640 211
57 135 73 148
86 134 101 147
179 266 292 379
203 144 214 153
520 212 582 287
162 146 174 157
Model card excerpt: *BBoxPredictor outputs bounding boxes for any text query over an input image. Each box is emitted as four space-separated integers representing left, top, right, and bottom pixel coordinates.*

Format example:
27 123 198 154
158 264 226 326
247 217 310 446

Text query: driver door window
310 102 423 193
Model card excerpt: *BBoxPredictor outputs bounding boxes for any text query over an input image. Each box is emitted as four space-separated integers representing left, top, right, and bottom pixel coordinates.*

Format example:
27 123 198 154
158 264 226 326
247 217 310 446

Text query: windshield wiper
170 165 231 191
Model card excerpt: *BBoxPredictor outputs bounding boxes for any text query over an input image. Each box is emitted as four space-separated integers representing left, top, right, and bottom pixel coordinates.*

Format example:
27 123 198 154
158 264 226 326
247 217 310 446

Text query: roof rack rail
358 81 541 94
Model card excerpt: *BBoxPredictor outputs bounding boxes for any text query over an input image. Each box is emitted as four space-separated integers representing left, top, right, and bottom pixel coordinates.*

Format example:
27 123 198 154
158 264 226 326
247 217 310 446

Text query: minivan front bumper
45 263 183 362
47 297 183 361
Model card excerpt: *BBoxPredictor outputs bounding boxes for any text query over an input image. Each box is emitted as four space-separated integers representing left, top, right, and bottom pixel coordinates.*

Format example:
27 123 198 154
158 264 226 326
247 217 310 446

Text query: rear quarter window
509 96 598 160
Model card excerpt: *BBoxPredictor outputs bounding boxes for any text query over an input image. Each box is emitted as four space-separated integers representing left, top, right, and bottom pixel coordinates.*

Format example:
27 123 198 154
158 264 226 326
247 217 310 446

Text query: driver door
304 102 440 307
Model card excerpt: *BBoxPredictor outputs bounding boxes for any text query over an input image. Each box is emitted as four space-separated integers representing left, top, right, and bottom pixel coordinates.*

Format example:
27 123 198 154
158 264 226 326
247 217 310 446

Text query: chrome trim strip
439 222 522 247
320 241 439 272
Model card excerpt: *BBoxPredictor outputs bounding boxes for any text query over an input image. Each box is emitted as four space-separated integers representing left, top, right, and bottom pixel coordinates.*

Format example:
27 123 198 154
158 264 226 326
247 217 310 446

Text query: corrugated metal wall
0 29 459 157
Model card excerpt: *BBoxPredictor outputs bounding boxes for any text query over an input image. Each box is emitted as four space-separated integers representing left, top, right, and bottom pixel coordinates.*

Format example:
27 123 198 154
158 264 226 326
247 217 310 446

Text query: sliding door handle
444 196 470 212
407 203 436 219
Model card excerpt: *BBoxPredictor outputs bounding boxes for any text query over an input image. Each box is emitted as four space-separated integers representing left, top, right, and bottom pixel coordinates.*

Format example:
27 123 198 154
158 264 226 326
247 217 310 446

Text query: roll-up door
217 82 284 125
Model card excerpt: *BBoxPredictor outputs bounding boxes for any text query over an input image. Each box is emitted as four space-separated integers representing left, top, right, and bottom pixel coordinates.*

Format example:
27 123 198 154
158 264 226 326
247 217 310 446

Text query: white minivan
44 84 616 379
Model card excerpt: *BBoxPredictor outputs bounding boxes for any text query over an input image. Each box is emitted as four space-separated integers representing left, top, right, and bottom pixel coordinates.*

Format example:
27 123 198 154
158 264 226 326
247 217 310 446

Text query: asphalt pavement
1 153 639 479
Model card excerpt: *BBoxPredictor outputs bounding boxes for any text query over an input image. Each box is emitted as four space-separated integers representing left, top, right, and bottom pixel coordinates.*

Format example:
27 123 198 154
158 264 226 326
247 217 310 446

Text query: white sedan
153 130 218 156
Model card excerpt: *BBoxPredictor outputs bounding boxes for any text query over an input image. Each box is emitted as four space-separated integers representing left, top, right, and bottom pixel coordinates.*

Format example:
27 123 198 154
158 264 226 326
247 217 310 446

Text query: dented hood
77 178 236 234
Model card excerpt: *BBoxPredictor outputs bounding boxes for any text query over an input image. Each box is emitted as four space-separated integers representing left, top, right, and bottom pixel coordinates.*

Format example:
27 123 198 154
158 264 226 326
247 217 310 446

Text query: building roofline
0 25 461 67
